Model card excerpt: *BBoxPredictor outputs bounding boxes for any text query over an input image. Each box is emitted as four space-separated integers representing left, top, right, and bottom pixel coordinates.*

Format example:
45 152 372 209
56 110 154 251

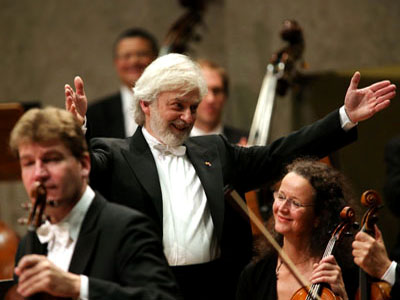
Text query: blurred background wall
1 0 400 251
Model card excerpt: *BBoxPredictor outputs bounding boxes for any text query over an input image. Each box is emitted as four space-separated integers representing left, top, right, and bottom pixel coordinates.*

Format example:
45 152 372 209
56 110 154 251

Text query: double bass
159 0 210 56
248 19 305 146
245 20 306 236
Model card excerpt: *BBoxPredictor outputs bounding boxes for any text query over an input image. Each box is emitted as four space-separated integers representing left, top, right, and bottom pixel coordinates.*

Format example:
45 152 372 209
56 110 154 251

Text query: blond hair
9 107 88 159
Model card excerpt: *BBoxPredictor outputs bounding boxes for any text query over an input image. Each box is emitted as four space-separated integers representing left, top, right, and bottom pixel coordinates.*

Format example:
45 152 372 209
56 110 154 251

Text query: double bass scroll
159 0 211 56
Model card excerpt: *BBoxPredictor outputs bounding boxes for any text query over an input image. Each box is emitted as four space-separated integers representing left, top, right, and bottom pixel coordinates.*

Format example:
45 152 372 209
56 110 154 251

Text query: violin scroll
361 190 381 208
339 206 355 221
27 182 47 229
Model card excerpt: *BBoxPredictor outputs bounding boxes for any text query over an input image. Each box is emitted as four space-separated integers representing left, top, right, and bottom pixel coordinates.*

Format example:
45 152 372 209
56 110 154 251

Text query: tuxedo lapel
68 194 104 274
29 232 48 255
120 128 163 222
185 140 225 242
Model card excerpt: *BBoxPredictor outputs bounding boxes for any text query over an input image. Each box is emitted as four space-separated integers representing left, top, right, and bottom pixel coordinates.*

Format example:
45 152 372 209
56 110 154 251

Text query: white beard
149 104 192 146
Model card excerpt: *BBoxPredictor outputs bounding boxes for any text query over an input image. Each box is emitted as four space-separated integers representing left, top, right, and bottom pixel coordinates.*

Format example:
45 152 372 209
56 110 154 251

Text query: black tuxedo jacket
383 135 400 261
87 92 126 138
384 135 400 217
15 193 181 300
391 263 400 298
223 125 248 144
88 109 357 294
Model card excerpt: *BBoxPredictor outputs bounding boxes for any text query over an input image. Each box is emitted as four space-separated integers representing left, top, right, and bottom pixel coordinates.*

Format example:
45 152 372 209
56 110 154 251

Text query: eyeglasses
116 51 154 61
273 191 314 209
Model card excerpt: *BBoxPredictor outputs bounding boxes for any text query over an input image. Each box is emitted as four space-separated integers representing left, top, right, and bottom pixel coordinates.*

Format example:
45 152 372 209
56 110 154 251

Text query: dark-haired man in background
87 28 158 138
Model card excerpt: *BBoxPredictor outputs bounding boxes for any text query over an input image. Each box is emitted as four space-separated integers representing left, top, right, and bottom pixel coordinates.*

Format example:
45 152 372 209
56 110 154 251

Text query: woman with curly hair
236 158 358 300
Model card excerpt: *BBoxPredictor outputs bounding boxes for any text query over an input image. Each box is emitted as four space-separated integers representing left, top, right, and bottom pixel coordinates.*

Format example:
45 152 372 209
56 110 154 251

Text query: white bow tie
153 143 186 156
36 220 71 248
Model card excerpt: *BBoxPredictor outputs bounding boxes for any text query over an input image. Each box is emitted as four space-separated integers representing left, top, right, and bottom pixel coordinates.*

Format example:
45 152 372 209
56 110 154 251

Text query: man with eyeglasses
86 28 158 138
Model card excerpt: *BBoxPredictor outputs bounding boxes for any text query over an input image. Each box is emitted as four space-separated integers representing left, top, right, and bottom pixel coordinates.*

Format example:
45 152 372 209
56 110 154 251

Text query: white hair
132 53 207 125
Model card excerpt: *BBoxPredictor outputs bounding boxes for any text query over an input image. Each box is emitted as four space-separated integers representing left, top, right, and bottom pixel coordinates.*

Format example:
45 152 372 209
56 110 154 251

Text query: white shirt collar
190 123 223 137
120 85 138 137
142 126 164 148
57 185 95 242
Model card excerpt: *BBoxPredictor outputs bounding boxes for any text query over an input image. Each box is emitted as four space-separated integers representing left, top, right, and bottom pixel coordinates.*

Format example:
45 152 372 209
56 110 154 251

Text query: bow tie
37 220 71 248
153 143 186 156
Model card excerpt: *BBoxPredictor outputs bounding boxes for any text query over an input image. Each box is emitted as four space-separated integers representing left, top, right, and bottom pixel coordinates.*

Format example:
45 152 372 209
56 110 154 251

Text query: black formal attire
236 253 358 300
15 192 181 300
384 135 400 261
89 109 357 300
391 263 400 298
223 125 248 144
86 92 126 138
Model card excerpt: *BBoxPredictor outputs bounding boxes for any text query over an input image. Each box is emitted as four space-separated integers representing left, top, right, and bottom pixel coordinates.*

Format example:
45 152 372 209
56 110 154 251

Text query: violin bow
227 188 322 300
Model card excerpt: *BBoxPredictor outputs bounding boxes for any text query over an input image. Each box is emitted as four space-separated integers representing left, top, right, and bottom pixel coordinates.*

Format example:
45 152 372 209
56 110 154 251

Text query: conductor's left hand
344 71 396 123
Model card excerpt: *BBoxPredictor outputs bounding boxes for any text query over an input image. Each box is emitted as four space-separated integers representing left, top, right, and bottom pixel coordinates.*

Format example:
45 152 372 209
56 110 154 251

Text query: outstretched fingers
74 76 85 96
348 71 361 91
367 80 392 93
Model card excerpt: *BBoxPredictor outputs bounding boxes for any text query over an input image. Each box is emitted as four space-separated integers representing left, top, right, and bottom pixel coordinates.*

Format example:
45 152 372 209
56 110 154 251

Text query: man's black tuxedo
223 125 248 144
384 135 400 261
15 193 181 300
88 109 357 299
391 263 400 298
87 92 126 138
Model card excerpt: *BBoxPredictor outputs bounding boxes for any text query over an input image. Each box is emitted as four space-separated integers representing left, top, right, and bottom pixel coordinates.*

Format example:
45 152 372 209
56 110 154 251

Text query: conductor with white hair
65 53 396 300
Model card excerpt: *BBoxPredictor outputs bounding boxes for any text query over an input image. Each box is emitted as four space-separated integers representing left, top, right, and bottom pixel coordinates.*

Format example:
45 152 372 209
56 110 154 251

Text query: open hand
65 76 88 125
344 72 396 123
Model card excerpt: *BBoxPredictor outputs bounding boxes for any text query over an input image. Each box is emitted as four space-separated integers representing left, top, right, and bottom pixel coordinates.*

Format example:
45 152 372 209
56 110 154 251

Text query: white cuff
79 274 89 300
339 106 357 131
81 116 87 135
381 261 397 286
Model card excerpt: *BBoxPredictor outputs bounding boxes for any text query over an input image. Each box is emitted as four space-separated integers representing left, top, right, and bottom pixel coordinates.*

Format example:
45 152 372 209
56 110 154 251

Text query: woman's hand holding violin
311 255 348 300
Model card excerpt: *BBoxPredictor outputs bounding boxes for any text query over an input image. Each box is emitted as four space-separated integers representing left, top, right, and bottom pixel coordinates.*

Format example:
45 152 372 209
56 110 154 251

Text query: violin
291 206 356 300
227 186 320 299
5 183 69 300
355 190 391 300
0 221 19 280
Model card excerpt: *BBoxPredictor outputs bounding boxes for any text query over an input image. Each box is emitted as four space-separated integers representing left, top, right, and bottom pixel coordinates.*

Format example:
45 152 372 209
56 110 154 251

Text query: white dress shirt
382 261 397 286
190 123 223 137
142 128 220 266
37 186 95 300
120 85 138 137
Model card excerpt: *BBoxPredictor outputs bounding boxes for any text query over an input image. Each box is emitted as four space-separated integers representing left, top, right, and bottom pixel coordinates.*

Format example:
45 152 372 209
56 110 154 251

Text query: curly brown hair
286 158 356 260
255 158 356 266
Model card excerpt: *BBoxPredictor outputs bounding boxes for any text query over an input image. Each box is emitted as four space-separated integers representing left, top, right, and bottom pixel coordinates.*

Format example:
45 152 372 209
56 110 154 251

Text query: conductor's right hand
65 76 87 126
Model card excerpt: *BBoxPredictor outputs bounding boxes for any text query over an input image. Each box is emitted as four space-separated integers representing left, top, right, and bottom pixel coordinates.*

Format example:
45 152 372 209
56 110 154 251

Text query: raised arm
65 76 88 125
344 71 396 123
